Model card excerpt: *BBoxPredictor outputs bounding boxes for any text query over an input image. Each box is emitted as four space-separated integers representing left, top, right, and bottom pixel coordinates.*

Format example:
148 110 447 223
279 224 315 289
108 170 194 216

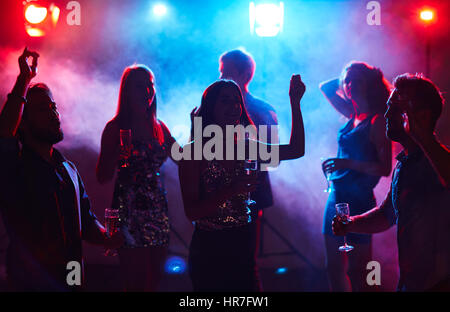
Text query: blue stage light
153 3 168 17
249 2 284 37
164 256 186 274
275 267 288 274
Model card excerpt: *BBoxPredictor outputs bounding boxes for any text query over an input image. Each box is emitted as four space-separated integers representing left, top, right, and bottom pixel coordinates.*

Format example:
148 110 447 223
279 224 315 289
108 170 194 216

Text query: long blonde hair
114 64 164 144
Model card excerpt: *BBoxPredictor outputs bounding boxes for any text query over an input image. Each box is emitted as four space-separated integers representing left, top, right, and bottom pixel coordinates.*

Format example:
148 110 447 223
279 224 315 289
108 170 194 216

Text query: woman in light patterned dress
97 65 177 291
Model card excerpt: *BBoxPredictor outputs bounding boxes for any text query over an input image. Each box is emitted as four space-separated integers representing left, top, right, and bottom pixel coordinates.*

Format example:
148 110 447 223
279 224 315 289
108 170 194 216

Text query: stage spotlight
164 256 186 274
153 3 168 17
25 4 48 24
249 2 284 37
23 1 61 37
420 9 434 22
50 4 60 26
25 27 46 37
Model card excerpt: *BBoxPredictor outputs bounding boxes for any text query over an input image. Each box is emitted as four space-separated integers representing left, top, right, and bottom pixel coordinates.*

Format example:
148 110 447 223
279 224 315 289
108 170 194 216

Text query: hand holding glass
335 203 354 252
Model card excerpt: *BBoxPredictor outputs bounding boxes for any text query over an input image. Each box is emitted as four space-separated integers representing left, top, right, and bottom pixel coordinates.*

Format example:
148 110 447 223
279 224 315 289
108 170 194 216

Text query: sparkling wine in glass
104 208 119 256
120 129 132 168
243 159 258 222
335 203 354 253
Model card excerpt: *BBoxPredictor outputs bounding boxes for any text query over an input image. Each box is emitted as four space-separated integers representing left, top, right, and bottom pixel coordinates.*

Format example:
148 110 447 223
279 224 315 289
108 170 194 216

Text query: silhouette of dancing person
97 65 178 291
320 61 392 292
0 48 123 291
218 50 278 289
333 73 450 291
179 75 305 291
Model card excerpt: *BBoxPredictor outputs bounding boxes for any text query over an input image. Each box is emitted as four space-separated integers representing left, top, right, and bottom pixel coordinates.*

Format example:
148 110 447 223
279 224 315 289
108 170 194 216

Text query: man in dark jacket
0 48 123 291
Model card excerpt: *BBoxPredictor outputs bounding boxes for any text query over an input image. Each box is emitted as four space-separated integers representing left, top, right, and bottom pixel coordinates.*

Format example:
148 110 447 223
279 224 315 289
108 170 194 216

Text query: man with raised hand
0 48 123 291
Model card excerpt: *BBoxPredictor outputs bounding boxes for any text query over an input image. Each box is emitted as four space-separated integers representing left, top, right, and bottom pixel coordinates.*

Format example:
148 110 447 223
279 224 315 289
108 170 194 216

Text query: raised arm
404 109 450 189
277 74 306 161
319 78 353 119
416 137 450 189
0 48 39 138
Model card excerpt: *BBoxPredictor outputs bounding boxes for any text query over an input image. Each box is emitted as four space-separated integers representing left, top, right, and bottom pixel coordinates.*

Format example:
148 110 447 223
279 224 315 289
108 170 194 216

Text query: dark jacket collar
21 143 67 167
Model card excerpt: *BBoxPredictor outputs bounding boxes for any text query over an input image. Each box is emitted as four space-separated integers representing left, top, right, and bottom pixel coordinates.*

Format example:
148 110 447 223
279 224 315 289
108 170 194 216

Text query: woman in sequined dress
96 65 177 291
179 76 306 291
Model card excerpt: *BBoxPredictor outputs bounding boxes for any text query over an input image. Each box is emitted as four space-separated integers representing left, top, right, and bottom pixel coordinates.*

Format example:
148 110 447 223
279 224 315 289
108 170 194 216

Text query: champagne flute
120 129 132 168
104 208 119 257
335 203 354 252
320 157 332 193
244 159 258 222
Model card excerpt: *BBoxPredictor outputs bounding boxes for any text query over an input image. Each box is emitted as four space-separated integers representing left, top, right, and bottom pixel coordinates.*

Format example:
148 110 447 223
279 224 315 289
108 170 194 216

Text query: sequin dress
188 160 260 291
112 139 170 248
195 160 251 230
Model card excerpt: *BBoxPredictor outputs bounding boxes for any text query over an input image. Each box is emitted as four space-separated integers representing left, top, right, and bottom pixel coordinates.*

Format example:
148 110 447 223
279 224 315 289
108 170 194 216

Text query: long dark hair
114 64 163 144
191 79 255 141
340 61 392 116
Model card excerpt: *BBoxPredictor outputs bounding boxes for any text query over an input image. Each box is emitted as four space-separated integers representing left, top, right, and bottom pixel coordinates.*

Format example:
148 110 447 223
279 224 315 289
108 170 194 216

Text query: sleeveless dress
112 139 170 248
188 159 261 291
322 116 381 244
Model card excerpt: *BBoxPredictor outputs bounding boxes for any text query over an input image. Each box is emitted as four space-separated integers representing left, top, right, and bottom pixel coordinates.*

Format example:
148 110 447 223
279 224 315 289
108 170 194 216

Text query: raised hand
18 47 39 82
289 74 306 104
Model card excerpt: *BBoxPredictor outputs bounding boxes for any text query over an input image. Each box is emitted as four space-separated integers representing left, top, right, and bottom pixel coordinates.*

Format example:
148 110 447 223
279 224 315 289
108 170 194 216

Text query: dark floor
83 264 329 292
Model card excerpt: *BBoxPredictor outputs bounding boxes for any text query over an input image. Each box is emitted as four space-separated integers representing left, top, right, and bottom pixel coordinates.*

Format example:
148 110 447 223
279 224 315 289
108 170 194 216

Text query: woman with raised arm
179 75 305 291
96 65 177 291
319 61 392 292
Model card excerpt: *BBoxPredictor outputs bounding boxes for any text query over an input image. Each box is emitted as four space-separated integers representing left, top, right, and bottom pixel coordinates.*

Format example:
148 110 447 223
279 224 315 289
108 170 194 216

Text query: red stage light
26 27 45 37
50 4 60 26
23 1 60 37
420 9 435 23
25 4 48 24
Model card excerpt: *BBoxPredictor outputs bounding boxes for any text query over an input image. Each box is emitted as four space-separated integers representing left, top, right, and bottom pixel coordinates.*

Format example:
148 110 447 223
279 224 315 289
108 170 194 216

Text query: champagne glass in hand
335 203 354 252
104 208 119 256
120 129 132 168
